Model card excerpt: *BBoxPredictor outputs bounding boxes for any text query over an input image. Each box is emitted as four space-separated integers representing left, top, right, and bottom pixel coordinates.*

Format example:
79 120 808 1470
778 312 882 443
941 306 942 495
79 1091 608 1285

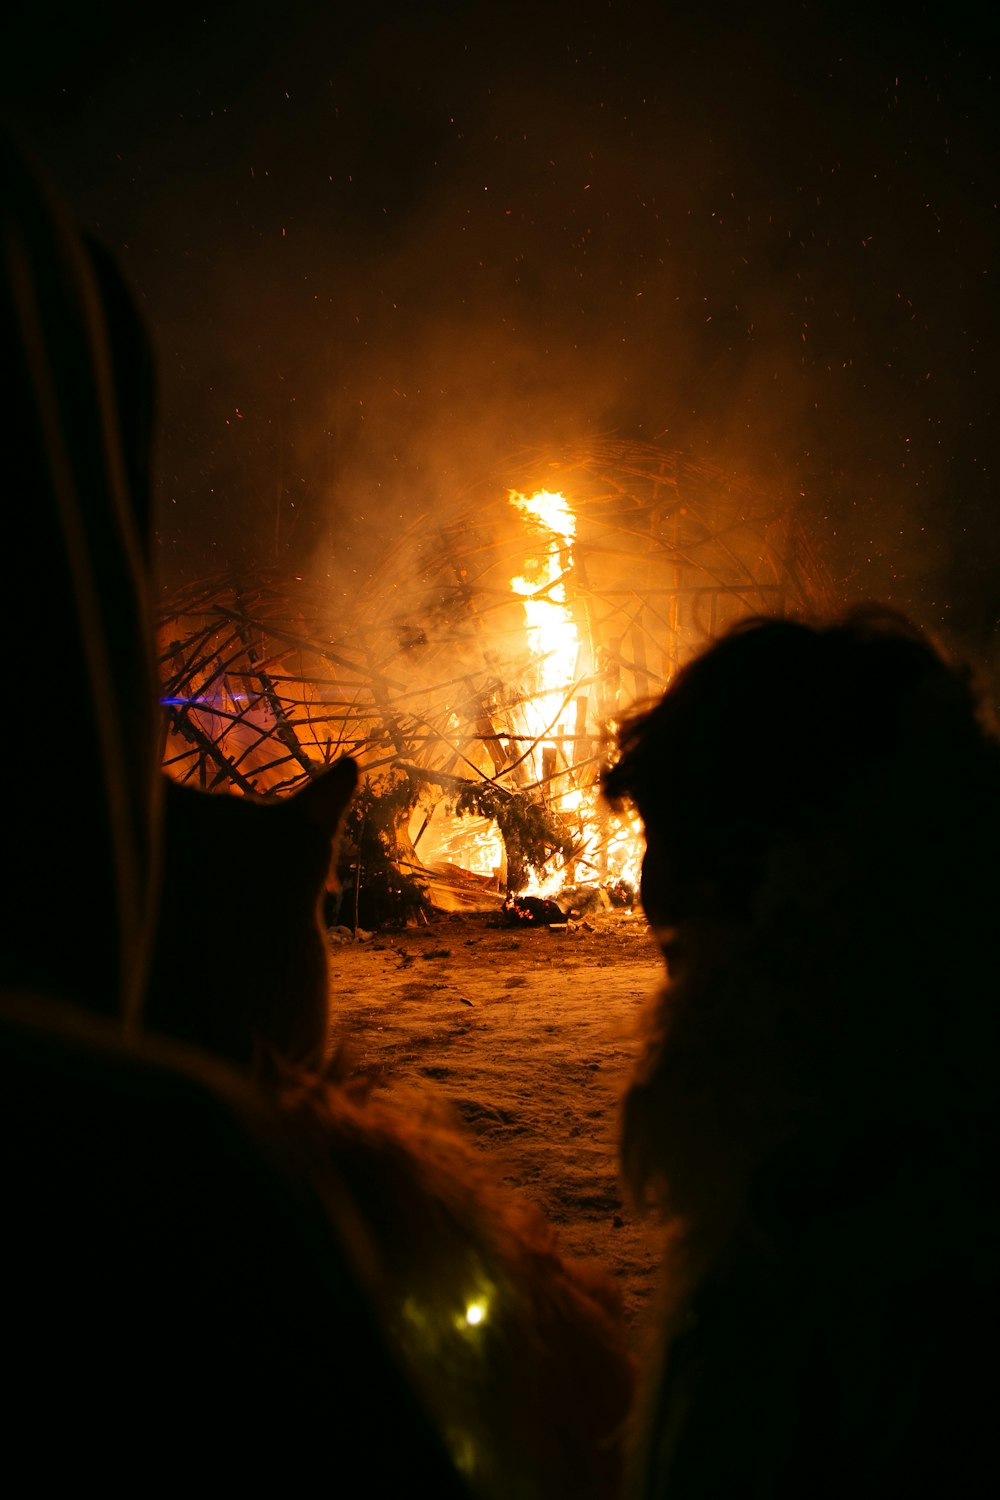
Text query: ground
326 907 667 1349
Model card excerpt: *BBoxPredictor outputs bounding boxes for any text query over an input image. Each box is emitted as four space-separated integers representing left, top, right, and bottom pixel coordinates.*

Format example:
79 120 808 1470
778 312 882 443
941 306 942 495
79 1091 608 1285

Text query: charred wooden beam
167 713 259 796
230 600 315 775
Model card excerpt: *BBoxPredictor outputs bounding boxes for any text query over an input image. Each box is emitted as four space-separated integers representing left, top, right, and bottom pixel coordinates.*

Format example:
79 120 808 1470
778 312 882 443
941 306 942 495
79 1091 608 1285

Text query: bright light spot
464 1298 488 1327
509 487 577 539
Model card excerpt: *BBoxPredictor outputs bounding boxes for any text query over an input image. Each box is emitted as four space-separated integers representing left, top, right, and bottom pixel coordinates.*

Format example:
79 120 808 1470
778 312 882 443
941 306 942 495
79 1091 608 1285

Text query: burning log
501 893 567 927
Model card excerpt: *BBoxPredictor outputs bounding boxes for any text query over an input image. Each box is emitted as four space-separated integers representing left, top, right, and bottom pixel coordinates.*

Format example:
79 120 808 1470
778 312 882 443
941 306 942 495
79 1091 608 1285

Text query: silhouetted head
605 607 993 953
604 607 1000 1221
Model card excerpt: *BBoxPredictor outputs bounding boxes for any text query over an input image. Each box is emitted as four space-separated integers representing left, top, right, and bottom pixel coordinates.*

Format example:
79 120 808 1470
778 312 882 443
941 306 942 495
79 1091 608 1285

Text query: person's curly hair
604 607 1000 1245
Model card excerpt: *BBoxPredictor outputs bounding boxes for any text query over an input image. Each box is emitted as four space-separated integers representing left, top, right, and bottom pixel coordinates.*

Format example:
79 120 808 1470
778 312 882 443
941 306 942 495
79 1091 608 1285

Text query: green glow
463 1297 488 1327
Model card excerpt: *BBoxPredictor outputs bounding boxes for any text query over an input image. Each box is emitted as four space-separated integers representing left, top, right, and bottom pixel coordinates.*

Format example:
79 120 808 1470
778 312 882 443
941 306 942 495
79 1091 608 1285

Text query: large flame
507 488 642 898
508 487 580 774
409 485 645 905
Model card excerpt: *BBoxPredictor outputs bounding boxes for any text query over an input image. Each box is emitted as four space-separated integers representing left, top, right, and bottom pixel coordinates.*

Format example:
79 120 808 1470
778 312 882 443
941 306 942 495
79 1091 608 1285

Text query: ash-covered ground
326 908 666 1349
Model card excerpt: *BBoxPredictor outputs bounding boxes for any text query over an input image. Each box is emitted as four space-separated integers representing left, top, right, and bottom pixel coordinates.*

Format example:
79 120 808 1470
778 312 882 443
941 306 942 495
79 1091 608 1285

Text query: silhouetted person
0 132 469 1493
604 608 1000 1499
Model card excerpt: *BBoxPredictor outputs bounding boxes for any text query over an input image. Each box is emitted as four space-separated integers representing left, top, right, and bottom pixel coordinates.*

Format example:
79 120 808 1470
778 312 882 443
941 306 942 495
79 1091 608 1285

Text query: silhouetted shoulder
0 987 471 1491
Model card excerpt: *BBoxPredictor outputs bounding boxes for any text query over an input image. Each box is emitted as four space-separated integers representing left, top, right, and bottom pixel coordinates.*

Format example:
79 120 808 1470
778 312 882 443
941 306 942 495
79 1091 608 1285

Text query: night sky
5 2 998 671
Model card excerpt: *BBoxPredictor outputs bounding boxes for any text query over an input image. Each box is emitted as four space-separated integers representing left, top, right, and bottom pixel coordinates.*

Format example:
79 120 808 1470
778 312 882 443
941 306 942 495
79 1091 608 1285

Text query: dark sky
5 1 998 666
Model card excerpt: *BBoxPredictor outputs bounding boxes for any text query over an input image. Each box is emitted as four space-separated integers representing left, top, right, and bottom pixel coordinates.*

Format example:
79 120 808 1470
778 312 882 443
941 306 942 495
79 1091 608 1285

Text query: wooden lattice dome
159 442 830 906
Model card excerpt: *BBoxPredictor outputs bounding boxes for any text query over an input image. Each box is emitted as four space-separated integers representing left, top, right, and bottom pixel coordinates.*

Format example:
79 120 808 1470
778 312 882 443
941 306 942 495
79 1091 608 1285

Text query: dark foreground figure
146 766 634 1500
605 610 1000 1498
2 132 632 1499
0 133 468 1491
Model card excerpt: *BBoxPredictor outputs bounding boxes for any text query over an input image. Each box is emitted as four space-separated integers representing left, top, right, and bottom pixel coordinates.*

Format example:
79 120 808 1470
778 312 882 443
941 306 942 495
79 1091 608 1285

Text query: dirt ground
325 908 667 1350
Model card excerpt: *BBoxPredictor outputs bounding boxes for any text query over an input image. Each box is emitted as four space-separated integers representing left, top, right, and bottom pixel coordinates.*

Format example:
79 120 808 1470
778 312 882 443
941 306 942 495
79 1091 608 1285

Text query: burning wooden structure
158 442 829 917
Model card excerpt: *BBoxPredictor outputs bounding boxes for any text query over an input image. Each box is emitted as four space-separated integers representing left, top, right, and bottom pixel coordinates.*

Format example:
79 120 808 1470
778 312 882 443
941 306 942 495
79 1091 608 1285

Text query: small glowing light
464 1299 488 1327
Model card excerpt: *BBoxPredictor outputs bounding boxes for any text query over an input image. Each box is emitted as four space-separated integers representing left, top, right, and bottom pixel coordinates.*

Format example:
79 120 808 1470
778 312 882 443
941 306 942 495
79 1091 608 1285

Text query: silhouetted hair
604 606 993 923
604 606 1000 1216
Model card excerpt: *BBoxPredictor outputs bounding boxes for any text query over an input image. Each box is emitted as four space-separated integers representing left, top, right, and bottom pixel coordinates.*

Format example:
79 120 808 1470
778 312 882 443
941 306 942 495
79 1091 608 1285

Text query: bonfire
158 442 829 924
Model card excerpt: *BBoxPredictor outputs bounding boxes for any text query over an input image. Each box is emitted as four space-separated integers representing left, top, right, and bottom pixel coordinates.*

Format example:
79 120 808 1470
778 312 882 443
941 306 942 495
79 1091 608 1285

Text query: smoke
4 1 997 670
